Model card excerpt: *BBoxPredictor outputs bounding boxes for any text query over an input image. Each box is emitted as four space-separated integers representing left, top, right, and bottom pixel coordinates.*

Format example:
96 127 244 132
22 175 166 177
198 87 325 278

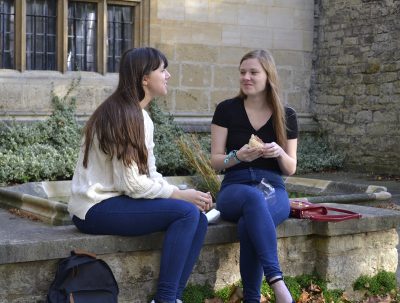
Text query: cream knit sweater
68 110 178 220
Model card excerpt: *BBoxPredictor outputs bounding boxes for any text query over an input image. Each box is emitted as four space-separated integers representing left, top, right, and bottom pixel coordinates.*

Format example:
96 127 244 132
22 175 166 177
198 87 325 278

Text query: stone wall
1 228 397 302
2 0 398 173
1 193 400 302
311 0 400 174
149 0 314 115
0 0 314 127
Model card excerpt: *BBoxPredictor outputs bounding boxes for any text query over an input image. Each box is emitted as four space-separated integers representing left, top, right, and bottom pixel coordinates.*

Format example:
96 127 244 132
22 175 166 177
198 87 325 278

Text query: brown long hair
237 49 287 148
82 47 168 174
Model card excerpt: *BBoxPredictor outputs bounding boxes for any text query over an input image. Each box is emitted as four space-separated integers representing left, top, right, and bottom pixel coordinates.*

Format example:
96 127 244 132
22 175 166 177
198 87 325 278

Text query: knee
198 212 208 230
242 187 266 208
182 202 201 221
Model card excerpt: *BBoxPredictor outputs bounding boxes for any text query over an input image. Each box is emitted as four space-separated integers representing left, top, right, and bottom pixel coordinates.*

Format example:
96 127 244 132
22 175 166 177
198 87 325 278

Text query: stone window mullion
15 0 25 71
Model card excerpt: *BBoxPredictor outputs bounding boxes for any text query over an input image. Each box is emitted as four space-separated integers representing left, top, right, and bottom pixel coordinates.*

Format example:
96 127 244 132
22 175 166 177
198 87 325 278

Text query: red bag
290 199 362 222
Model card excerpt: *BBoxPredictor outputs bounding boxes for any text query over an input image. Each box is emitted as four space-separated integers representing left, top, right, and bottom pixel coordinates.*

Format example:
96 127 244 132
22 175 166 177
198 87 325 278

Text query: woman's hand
236 144 263 162
172 189 213 212
260 141 284 159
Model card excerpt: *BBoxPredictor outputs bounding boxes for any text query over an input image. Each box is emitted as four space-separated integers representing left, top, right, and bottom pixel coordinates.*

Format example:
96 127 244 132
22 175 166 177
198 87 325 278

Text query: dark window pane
26 0 57 70
0 0 15 69
68 2 97 72
107 5 133 73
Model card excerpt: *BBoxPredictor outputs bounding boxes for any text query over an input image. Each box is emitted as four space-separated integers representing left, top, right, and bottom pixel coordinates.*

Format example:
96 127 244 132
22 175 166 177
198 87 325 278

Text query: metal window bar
26 0 57 70
67 2 97 72
107 5 133 73
0 0 14 69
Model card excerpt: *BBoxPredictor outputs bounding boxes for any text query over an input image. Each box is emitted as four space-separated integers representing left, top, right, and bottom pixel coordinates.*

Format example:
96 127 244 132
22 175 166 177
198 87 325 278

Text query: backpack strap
72 249 97 259
60 250 98 273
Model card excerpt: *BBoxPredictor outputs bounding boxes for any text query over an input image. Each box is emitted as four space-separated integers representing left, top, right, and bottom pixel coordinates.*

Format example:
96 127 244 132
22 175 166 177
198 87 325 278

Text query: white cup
205 208 221 224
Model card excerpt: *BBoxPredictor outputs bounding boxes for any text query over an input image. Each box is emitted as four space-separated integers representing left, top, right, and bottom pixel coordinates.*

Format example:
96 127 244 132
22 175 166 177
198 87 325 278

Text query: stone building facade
0 0 399 174
311 0 400 175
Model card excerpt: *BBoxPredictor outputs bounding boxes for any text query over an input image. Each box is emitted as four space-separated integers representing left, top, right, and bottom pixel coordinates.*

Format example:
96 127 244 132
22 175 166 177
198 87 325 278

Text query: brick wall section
311 0 400 174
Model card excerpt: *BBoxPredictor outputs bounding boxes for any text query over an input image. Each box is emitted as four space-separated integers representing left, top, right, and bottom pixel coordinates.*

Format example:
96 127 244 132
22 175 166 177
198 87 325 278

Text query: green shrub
149 101 191 176
151 106 345 176
0 79 81 185
0 90 345 184
297 132 345 174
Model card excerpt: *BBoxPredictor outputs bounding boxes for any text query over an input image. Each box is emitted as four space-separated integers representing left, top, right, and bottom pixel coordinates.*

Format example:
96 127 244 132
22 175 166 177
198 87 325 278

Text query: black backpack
47 250 119 303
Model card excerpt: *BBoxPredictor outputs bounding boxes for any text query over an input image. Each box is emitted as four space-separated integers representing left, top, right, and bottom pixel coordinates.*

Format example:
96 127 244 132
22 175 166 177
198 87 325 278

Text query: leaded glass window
26 0 57 70
0 0 14 69
107 5 133 73
67 2 97 71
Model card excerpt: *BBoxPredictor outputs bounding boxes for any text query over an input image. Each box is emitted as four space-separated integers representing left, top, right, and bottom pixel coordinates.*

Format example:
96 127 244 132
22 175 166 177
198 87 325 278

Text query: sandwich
248 134 264 148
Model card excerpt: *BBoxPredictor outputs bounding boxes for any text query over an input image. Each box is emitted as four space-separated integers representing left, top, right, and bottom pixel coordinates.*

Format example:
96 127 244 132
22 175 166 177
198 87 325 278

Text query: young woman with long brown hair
68 47 212 303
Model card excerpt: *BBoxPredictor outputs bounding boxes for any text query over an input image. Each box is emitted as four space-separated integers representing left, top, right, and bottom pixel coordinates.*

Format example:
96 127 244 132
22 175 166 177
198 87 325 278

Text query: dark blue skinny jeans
216 168 290 303
72 195 208 303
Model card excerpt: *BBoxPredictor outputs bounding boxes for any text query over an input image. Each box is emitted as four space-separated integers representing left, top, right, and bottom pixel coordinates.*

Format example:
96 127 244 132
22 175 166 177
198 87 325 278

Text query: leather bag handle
290 199 362 222
309 206 362 222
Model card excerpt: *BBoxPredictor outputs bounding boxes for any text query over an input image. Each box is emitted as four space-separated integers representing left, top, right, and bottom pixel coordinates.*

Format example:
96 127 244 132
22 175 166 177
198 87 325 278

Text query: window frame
26 0 58 70
0 0 16 69
106 3 134 73
67 1 99 72
5 0 149 73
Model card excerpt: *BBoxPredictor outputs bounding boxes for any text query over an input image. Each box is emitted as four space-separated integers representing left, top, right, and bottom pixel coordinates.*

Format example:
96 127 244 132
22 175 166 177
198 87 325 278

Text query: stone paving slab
298 172 400 204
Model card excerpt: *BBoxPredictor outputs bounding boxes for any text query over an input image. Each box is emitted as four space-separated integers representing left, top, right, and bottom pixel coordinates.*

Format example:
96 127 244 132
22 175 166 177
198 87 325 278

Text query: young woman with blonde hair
211 49 298 303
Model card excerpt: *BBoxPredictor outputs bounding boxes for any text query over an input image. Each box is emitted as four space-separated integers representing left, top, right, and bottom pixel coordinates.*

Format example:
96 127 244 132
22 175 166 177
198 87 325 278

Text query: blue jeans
72 195 208 303
216 168 290 303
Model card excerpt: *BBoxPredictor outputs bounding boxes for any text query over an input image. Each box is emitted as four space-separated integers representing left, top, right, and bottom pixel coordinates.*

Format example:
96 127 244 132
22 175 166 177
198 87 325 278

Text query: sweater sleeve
113 158 175 199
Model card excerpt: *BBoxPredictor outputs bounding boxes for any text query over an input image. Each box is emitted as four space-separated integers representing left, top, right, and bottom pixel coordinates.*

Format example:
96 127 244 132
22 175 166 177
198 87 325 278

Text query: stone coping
2 176 389 200
0 176 392 226
1 203 399 265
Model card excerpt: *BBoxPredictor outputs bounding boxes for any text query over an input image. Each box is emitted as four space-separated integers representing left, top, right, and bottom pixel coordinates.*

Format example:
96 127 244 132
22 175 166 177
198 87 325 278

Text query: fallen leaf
342 287 367 302
260 294 270 303
361 294 392 303
298 290 310 303
309 282 323 293
8 208 41 222
227 285 243 303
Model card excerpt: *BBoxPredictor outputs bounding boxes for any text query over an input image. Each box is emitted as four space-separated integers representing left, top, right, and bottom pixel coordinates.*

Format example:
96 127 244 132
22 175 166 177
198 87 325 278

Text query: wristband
224 150 242 164
233 150 241 162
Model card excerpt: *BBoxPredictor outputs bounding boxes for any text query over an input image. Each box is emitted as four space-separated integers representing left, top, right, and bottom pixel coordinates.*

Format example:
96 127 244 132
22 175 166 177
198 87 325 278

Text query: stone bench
0 203 399 303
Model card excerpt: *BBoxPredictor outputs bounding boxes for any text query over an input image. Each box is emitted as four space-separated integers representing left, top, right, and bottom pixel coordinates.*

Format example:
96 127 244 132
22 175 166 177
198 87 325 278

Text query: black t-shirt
212 97 298 174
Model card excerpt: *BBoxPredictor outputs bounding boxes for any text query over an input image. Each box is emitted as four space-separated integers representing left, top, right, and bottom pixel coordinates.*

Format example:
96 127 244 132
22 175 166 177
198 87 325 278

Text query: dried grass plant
177 134 221 200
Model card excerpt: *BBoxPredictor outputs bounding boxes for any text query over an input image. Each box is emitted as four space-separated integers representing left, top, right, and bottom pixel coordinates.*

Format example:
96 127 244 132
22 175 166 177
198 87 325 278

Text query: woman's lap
217 182 290 226
73 195 200 236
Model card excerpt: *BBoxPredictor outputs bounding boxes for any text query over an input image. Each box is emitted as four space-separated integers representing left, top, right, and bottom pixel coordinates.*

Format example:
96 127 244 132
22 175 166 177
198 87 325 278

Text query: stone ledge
1 204 398 265
0 177 391 226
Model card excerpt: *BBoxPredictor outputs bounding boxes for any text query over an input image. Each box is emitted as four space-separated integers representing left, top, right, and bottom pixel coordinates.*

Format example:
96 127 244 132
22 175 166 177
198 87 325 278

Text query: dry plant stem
177 135 221 200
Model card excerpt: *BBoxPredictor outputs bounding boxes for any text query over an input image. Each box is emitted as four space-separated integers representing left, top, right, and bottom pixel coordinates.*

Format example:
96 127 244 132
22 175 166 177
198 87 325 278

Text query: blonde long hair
237 49 287 147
